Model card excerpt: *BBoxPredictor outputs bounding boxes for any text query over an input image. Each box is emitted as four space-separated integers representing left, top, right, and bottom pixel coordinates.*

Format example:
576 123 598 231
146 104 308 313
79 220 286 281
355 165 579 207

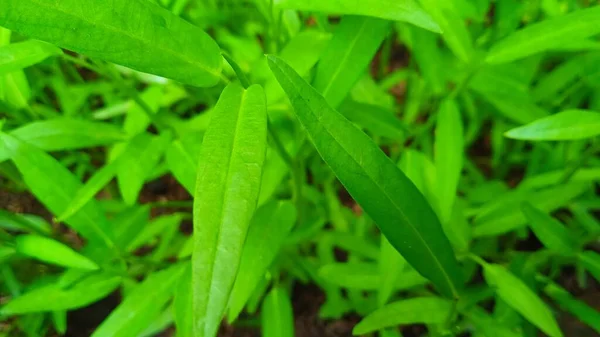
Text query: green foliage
1 1 600 337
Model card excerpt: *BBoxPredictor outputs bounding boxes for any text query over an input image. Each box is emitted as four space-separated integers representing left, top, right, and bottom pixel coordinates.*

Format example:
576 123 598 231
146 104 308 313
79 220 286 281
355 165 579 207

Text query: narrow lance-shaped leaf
261 287 295 337
482 262 563 337
0 0 222 86
486 6 600 64
543 282 600 334
0 133 114 248
268 55 463 298
353 297 452 335
521 202 578 255
434 99 464 224
313 16 390 108
0 39 62 74
15 235 99 270
504 110 600 141
193 83 267 337
274 0 440 32
92 263 187 337
228 201 296 322
579 251 600 282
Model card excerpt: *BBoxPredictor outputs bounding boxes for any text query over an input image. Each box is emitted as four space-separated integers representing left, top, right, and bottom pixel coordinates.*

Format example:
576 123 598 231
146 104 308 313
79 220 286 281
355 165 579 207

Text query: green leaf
274 0 440 32
173 266 193 337
486 6 600 64
521 202 578 255
463 306 522 337
261 287 295 337
579 251 600 282
504 110 600 141
116 132 172 206
127 214 182 252
15 235 98 270
313 16 390 108
434 99 464 224
353 297 452 335
9 118 126 152
165 134 203 195
0 210 51 235
378 237 405 306
0 40 62 74
543 282 600 334
193 83 267 337
482 263 563 337
339 100 406 140
0 133 114 247
0 0 222 86
319 263 380 290
92 263 187 337
0 273 121 314
267 55 462 298
228 201 296 322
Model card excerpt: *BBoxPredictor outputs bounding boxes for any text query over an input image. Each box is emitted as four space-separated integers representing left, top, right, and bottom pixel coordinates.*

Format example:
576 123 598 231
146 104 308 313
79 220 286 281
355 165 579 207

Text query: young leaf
353 297 452 335
0 40 62 74
504 110 600 141
482 263 563 337
261 287 295 337
313 16 390 108
487 6 600 63
15 235 99 270
0 274 121 315
9 118 126 152
92 263 187 337
0 0 222 86
434 99 464 224
0 133 114 247
228 201 296 322
193 83 267 337
274 0 440 32
521 202 578 255
543 282 600 334
267 55 462 298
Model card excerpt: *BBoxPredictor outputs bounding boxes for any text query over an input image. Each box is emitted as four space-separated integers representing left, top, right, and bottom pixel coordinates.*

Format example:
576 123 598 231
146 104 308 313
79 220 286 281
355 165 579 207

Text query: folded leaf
521 203 578 255
274 0 440 32
353 297 452 334
15 235 98 270
0 0 222 86
0 39 62 74
193 83 267 337
261 287 295 337
0 274 121 315
228 201 296 322
268 55 462 298
483 263 563 337
487 6 600 63
92 263 187 337
0 133 114 247
504 110 600 141
314 16 390 108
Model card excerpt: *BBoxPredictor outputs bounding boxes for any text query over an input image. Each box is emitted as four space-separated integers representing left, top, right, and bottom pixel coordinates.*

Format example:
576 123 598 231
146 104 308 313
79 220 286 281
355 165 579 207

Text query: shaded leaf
521 202 578 255
544 282 600 334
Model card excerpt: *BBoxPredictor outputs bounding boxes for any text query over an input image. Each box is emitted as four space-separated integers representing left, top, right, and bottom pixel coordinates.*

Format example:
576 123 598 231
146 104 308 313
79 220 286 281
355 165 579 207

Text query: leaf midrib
282 68 458 298
24 0 219 78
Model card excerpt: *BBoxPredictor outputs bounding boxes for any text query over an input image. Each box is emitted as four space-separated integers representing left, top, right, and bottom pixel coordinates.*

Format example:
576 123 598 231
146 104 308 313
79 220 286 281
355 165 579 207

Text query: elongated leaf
434 99 464 224
174 266 193 337
0 133 114 247
0 39 62 74
353 297 452 334
579 251 600 282
166 137 201 195
228 201 296 322
483 263 563 337
261 287 295 337
127 214 182 252
487 6 600 63
521 203 578 255
313 16 389 108
463 306 522 337
193 83 267 337
274 0 439 32
378 237 405 307
268 55 462 298
340 100 406 140
16 235 98 270
544 282 600 334
319 263 380 290
0 0 222 86
0 274 121 314
116 132 172 205
92 264 186 337
0 210 51 235
9 118 126 152
505 110 600 141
